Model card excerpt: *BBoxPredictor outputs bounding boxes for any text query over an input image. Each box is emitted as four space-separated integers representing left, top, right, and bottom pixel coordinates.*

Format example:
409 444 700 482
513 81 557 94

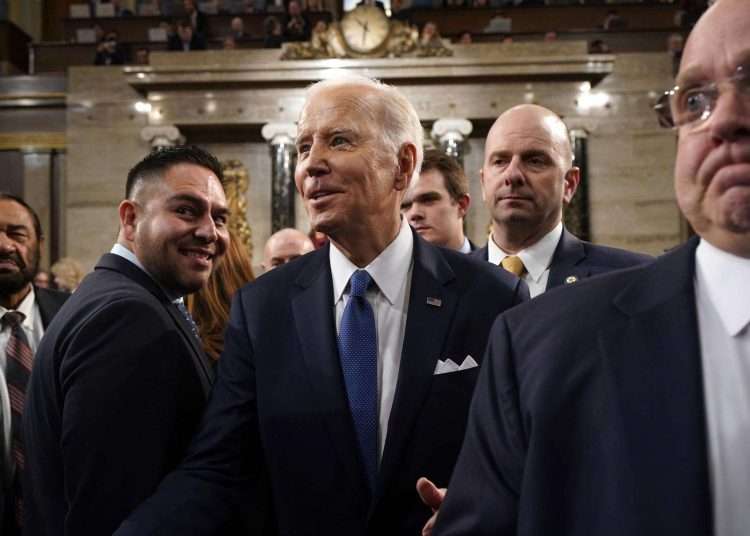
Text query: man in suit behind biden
116 75 528 536
23 146 228 535
470 104 651 297
433 0 750 534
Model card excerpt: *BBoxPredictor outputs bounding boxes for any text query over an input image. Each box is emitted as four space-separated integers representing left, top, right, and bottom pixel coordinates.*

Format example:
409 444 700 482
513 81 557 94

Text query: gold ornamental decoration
221 160 253 257
281 5 452 60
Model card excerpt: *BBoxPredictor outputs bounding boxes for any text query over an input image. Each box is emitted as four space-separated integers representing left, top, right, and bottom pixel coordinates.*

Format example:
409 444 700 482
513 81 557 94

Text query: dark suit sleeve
57 298 202 535
115 293 268 535
432 316 525 536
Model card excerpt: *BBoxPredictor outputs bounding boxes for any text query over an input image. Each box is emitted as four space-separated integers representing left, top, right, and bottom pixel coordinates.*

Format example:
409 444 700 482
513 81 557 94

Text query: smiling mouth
180 249 213 263
0 258 20 271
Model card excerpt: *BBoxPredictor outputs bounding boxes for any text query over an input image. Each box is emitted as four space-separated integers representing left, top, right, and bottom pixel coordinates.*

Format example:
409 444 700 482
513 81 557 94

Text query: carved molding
221 160 253 258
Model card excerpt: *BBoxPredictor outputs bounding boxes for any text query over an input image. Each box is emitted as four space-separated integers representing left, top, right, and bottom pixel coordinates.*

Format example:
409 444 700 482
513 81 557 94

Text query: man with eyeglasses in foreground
431 0 750 534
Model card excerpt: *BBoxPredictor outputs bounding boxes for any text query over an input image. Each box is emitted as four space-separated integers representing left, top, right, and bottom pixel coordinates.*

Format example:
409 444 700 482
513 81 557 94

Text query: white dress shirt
695 239 750 536
487 222 563 298
330 219 414 459
0 286 44 479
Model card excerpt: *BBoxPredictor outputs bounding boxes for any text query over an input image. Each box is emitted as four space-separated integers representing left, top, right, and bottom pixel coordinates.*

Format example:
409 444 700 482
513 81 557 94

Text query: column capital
262 122 298 146
140 125 183 148
431 118 473 143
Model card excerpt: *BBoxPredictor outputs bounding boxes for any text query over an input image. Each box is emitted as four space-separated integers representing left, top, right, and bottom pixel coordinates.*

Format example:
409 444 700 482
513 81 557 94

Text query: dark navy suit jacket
2 286 67 536
434 237 712 535
116 232 529 536
23 254 214 536
471 227 652 291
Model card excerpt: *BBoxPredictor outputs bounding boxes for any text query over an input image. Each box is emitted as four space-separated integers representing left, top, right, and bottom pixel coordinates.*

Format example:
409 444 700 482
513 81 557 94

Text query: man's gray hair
304 74 424 177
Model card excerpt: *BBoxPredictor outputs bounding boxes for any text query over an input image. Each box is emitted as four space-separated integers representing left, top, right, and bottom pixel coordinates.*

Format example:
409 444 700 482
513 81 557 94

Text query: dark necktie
338 270 378 491
3 310 33 526
174 299 200 341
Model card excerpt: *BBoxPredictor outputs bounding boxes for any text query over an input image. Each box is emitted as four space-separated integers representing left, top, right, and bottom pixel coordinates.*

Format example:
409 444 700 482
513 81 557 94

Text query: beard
0 248 40 296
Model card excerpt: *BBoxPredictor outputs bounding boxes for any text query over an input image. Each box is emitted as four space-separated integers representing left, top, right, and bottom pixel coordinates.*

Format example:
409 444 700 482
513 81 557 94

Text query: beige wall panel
66 206 121 273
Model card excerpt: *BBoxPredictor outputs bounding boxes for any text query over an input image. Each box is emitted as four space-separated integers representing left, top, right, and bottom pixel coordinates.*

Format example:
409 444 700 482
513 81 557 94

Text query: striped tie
2 310 33 526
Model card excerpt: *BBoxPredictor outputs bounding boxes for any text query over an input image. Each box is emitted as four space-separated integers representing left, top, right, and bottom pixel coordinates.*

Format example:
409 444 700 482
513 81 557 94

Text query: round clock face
340 5 390 54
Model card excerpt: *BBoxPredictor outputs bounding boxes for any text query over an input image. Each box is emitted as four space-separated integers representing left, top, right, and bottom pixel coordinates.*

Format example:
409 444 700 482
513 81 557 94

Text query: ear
456 193 471 217
118 199 139 243
562 166 580 205
394 142 418 192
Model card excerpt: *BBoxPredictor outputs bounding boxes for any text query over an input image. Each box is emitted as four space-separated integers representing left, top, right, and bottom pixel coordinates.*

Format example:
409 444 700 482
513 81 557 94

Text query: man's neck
446 231 466 252
490 221 558 255
330 218 402 268
1 283 32 310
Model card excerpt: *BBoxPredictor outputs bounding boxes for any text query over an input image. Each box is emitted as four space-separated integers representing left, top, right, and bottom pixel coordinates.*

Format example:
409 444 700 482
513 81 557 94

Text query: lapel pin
565 275 578 284
426 297 442 307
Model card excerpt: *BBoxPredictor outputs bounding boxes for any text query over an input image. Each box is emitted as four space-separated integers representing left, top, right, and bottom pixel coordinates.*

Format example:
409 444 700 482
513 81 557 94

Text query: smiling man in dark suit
434 0 750 534
0 193 68 535
471 104 650 297
23 146 228 535
116 75 528 536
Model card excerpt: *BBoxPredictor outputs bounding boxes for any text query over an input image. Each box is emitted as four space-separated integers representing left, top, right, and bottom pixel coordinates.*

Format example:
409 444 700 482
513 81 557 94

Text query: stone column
261 122 298 232
140 125 183 148
567 128 590 241
431 118 473 164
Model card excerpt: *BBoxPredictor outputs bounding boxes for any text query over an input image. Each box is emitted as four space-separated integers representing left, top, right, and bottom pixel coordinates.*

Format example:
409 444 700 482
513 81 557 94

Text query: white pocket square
433 355 479 375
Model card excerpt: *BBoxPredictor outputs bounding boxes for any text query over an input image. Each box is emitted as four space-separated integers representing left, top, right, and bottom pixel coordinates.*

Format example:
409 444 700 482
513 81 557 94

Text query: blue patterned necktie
338 269 378 491
174 299 200 341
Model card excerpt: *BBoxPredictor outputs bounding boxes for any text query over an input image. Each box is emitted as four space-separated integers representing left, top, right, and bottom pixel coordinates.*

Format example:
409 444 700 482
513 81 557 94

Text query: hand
417 477 447 536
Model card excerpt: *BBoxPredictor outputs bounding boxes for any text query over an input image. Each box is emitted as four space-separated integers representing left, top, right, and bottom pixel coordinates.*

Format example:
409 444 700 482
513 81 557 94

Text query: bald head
262 228 315 271
487 104 574 166
480 103 580 253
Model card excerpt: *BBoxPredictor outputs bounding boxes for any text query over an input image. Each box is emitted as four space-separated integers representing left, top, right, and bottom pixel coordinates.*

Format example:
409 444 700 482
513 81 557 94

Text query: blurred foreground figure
434 1 750 534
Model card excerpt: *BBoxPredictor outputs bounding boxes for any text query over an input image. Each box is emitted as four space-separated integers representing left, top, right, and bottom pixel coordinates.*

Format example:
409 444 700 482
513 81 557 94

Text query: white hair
303 74 424 176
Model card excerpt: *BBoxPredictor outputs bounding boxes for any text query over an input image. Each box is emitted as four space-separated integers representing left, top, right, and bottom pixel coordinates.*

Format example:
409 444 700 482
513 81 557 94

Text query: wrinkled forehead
0 200 36 230
298 86 380 133
678 0 750 86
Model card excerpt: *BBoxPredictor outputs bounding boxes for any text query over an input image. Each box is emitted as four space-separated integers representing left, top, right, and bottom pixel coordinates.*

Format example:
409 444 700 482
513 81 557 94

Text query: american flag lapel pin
426 297 442 307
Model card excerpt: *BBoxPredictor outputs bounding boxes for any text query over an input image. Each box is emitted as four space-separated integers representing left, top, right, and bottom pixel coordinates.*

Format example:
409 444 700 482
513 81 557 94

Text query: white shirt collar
695 238 750 336
330 218 414 305
0 285 36 330
111 243 146 272
487 222 563 282
458 236 472 254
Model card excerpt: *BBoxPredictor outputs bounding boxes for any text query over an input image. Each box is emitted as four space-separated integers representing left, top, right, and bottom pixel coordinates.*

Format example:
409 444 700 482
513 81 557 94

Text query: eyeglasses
654 64 750 129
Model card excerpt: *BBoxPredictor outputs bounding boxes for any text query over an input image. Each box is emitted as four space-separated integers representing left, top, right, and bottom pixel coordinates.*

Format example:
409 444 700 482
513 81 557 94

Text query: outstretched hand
417 477 447 536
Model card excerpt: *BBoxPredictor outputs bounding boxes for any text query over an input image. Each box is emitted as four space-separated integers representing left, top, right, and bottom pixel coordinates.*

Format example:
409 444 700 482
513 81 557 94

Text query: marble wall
63 44 679 274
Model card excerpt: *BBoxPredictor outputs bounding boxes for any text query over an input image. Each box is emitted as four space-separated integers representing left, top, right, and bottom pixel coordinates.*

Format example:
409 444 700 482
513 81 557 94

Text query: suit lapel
291 247 368 493
601 238 712 532
375 236 458 504
95 253 214 397
165 301 214 395
547 227 588 289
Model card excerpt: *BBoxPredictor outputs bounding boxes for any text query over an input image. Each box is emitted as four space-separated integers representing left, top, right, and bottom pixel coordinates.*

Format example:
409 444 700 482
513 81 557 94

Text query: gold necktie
500 255 526 277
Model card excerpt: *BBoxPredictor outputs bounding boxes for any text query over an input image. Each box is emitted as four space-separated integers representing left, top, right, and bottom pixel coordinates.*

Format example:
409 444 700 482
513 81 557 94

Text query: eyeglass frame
653 64 749 130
